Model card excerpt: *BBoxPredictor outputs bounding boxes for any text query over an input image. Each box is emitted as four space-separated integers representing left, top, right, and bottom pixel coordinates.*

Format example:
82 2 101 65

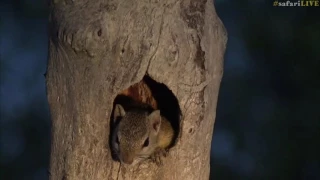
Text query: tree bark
46 0 227 179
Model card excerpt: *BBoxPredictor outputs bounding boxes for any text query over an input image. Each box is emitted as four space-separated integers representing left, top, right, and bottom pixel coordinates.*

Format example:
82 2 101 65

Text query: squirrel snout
121 158 134 164
119 153 134 164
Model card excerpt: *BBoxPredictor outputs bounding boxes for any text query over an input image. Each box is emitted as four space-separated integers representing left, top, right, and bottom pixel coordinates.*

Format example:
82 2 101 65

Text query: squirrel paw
151 148 168 166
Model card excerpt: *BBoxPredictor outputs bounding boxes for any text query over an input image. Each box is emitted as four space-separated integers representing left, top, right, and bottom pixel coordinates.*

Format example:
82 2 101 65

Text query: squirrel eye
142 138 149 147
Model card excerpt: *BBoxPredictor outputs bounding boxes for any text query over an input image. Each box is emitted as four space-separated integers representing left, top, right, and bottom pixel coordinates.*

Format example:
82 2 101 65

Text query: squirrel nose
120 154 134 164
124 160 133 164
122 157 133 164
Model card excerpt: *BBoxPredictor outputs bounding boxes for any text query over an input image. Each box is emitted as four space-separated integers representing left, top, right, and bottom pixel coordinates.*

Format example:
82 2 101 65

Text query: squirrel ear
114 104 126 122
148 110 161 133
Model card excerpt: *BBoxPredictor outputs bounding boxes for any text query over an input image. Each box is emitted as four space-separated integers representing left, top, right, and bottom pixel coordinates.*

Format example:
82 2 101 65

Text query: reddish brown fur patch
120 80 158 110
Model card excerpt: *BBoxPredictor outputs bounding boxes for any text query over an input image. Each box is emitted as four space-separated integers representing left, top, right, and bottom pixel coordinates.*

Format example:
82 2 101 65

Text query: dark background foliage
1 0 319 179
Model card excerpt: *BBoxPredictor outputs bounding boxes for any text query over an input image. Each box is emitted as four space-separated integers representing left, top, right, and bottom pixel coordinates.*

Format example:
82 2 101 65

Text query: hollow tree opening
109 75 181 163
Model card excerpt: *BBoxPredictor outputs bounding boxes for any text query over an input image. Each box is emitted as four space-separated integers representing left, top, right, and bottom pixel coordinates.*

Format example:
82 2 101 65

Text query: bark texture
46 0 227 179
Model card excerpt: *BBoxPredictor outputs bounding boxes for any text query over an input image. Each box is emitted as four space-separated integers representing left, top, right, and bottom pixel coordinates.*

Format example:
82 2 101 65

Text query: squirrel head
112 104 161 165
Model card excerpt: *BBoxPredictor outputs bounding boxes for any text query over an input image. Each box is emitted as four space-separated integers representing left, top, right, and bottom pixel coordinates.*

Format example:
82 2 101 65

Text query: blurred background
1 0 319 179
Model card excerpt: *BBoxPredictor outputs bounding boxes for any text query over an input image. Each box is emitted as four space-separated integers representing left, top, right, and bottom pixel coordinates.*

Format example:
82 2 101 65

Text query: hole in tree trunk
109 75 181 162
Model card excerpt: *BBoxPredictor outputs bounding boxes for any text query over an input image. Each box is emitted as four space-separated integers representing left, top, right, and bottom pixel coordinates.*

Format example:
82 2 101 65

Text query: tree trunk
46 0 227 179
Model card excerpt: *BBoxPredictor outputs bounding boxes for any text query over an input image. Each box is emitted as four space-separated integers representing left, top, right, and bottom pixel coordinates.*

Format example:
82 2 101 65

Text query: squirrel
111 80 174 165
